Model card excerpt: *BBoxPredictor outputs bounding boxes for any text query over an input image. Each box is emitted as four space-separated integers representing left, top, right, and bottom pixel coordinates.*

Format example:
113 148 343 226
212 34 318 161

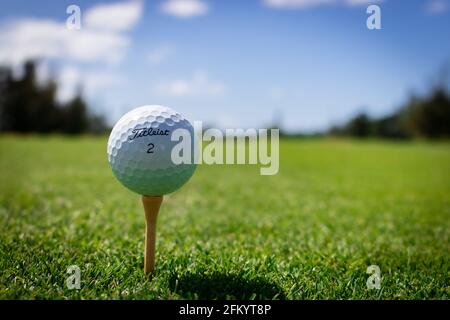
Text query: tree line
328 85 450 139
0 61 107 134
1 61 449 138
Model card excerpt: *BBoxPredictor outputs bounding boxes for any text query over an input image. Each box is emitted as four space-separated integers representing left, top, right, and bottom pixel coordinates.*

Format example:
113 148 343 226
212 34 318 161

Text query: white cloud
160 0 209 18
85 0 143 31
58 66 81 103
263 0 382 9
35 61 52 86
0 19 66 67
0 1 144 68
68 29 129 64
147 44 175 65
0 19 129 67
84 71 122 93
57 65 122 103
155 70 225 97
425 0 449 14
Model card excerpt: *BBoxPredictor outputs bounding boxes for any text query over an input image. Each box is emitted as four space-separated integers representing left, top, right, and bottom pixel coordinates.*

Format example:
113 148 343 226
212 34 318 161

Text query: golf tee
142 195 163 274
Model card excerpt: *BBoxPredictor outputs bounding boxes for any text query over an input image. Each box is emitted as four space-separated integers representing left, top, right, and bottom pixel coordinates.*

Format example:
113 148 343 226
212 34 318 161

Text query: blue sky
0 0 449 131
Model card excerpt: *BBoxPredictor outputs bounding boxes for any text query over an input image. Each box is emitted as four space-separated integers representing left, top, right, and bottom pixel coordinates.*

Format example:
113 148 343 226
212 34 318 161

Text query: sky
0 0 449 132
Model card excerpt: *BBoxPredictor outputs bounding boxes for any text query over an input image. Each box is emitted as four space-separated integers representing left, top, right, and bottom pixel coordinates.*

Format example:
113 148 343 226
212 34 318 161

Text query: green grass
0 136 449 299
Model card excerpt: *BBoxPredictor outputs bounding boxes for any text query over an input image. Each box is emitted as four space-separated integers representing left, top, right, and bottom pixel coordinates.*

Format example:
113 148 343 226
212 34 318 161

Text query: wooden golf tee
142 195 163 274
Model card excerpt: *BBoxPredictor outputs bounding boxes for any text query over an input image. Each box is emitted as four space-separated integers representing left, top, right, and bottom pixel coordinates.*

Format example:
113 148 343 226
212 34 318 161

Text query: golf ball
107 105 197 195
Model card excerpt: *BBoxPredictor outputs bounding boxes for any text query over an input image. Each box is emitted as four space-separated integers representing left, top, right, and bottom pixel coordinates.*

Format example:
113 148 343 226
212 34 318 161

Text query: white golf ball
107 105 197 195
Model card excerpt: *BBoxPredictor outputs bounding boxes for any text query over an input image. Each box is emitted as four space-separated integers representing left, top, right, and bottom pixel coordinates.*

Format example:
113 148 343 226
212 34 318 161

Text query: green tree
0 60 108 134
62 93 89 134
404 88 450 138
344 113 371 137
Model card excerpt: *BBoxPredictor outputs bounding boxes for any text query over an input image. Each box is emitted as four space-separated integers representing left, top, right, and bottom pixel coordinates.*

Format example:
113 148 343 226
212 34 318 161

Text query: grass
0 135 449 299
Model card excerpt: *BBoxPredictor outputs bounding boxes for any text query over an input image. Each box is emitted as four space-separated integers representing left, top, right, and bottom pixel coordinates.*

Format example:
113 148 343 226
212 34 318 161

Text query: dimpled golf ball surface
107 105 196 195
